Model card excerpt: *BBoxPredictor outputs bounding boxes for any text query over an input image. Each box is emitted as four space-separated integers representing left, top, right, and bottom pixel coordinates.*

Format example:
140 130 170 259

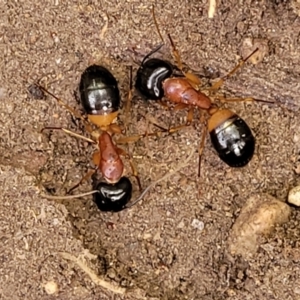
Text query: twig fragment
100 12 109 39
59 252 126 294
208 0 217 18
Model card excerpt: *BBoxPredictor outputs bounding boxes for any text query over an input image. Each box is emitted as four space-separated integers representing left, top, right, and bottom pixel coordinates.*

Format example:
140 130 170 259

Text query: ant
39 65 142 212
133 6 272 175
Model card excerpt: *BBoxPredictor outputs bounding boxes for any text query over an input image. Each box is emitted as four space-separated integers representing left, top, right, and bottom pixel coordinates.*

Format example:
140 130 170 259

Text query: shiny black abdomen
210 116 255 167
135 58 173 100
79 65 120 115
93 177 132 212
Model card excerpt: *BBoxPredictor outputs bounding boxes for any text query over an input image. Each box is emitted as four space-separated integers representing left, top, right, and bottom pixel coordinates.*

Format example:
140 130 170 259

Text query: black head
79 65 120 115
135 58 173 100
93 177 132 212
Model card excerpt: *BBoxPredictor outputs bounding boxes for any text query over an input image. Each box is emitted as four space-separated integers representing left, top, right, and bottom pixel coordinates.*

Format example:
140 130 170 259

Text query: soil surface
1 0 300 299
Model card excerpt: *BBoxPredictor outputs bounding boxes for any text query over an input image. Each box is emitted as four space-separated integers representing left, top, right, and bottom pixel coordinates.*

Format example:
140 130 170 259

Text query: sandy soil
1 0 300 299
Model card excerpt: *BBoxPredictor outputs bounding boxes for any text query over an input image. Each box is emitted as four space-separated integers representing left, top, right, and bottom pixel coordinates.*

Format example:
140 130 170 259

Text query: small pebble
293 132 300 144
288 185 300 206
143 233 152 240
44 281 58 295
227 194 291 259
107 268 117 279
191 219 204 231
52 218 60 226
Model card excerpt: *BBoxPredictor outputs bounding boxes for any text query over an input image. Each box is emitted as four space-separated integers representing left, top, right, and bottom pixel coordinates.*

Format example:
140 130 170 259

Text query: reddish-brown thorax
163 78 211 109
96 131 124 183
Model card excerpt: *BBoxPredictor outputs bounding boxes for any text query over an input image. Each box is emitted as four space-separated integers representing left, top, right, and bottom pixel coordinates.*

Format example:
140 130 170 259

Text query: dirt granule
1 1 300 299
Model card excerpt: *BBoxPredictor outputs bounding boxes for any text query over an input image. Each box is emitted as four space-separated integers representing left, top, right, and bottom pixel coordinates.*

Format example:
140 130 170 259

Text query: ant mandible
39 65 140 212
134 6 271 175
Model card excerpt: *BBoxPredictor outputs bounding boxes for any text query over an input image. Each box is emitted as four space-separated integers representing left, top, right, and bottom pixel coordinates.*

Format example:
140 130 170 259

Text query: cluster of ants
39 8 268 212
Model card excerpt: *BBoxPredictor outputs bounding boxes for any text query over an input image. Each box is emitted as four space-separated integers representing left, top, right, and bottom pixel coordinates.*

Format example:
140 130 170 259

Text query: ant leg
67 169 97 194
115 122 181 144
198 114 208 177
186 107 194 126
209 48 259 91
152 5 165 44
115 124 190 144
152 5 202 88
167 106 194 130
173 103 189 110
123 66 133 133
37 85 93 133
158 100 171 109
167 34 184 72
41 127 96 144
173 104 194 123
116 106 195 144
116 147 142 191
42 127 97 193
141 43 165 65
216 95 274 104
128 159 142 191
167 34 202 88
115 134 147 144
108 123 124 134
41 127 95 144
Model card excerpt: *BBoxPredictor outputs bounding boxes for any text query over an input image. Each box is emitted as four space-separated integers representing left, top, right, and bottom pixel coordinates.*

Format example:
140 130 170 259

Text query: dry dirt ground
1 0 300 299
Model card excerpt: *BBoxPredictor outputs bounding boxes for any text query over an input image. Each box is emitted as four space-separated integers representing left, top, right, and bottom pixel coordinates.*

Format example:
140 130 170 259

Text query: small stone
293 132 300 144
143 233 152 240
288 185 300 206
44 281 58 295
52 218 60 226
107 268 116 279
227 194 291 259
191 219 204 231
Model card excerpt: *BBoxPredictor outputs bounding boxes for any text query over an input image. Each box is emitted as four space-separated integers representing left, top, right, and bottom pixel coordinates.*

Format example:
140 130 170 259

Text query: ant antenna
41 190 99 200
126 149 195 208
222 48 259 82
152 5 164 43
141 43 165 65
